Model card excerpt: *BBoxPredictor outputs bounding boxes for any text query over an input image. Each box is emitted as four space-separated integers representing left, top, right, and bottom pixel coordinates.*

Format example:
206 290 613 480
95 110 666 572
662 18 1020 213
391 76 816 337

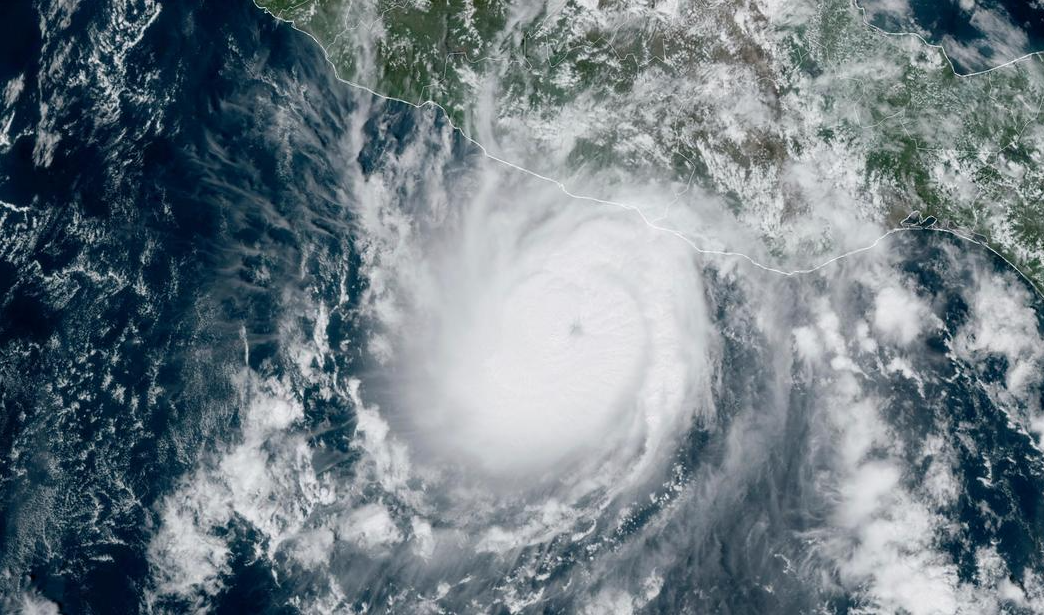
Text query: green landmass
255 0 1044 291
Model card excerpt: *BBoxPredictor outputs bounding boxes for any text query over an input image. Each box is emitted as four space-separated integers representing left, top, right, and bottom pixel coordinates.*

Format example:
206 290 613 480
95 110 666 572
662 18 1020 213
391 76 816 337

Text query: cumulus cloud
944 5 1033 72
146 374 334 607
790 253 1044 615
814 369 968 615
336 504 403 552
954 270 1044 397
873 284 930 345
12 592 61 615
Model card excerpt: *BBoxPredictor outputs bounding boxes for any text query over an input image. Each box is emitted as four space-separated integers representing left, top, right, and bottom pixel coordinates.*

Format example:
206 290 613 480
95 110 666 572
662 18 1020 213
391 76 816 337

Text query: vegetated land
256 0 1044 292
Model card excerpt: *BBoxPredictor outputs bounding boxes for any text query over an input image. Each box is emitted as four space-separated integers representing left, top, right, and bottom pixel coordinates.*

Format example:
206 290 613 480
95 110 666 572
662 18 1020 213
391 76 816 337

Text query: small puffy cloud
954 272 1043 396
873 285 929 345
410 516 435 559
337 504 403 551
289 528 335 567
581 588 637 615
793 299 861 372
14 592 61 615
793 325 823 361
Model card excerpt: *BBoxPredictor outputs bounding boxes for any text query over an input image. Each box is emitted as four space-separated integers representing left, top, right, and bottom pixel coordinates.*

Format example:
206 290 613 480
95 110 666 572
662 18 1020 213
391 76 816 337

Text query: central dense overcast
2 0 1044 613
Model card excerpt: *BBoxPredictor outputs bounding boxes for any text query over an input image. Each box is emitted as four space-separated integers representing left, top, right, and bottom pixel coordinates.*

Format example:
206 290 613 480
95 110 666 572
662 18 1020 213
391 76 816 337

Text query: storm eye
391 193 710 486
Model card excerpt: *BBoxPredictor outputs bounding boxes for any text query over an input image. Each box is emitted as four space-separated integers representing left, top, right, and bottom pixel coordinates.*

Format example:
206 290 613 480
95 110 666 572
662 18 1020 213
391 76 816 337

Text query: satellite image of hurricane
2 0 1044 613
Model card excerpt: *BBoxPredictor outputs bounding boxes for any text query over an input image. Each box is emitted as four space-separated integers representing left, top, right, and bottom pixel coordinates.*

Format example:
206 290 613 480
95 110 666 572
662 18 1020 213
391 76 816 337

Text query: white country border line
851 0 1044 78
252 0 1042 289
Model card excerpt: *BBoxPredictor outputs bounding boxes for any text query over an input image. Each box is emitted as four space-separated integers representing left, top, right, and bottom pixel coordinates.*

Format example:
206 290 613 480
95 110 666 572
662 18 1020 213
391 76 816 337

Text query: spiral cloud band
361 142 713 494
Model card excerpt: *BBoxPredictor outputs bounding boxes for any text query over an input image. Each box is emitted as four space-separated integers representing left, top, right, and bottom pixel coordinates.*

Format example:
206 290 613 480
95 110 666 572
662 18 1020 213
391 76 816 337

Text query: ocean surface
0 0 364 610
861 0 1044 73
2 0 1044 613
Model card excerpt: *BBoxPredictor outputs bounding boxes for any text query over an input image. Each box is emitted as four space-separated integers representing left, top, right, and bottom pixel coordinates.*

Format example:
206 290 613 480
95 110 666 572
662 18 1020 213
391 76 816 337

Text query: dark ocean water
861 0 1044 73
2 0 1044 613
0 0 365 610
892 235 1044 590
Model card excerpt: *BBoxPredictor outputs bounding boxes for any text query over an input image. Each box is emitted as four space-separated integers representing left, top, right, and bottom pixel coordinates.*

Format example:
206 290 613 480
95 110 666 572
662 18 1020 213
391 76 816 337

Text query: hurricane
3 0 1044 613
363 153 712 481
